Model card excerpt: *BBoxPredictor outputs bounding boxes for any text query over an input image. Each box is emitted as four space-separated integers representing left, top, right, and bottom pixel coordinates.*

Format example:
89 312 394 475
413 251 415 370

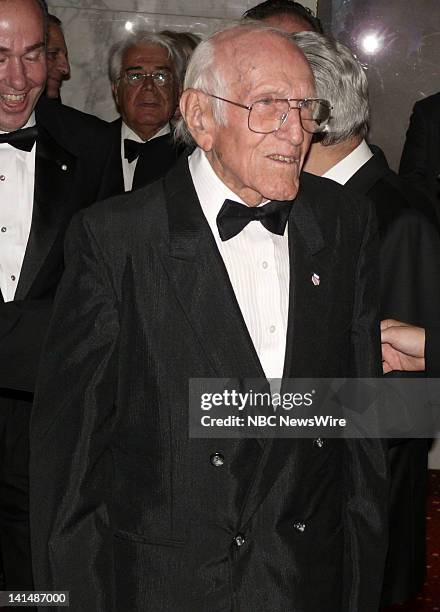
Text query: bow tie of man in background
0 126 38 150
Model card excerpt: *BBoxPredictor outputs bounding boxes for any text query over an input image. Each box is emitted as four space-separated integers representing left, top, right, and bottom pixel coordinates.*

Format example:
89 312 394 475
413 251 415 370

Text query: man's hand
380 319 425 373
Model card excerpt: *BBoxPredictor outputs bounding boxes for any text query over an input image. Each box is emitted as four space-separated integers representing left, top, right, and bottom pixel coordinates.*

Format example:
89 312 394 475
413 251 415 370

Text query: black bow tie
124 138 153 163
0 126 38 152
217 198 292 241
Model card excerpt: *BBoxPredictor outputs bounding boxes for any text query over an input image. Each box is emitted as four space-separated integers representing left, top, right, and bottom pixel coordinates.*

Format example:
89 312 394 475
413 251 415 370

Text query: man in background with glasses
30 22 389 611
105 31 185 194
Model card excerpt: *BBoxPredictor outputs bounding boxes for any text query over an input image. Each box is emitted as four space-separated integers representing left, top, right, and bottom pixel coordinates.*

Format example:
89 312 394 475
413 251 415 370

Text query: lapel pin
61 164 68 171
311 273 320 286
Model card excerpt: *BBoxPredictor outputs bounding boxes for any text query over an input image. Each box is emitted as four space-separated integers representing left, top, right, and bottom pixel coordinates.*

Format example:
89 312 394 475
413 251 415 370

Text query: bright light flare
125 21 134 32
360 33 382 54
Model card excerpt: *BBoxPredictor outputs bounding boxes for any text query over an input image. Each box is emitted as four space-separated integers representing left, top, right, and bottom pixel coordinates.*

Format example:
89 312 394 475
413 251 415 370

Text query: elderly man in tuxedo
295 31 440 607
30 22 389 611
0 0 112 592
106 30 185 193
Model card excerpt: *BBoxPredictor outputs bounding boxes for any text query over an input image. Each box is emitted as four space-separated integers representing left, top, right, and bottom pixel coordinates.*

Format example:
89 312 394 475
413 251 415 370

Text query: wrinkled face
46 21 70 99
205 31 315 205
0 0 46 131
262 13 316 34
113 42 179 140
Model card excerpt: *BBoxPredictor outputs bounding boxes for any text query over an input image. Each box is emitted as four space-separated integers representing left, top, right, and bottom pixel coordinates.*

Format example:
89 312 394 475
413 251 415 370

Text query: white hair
108 30 185 85
292 31 369 145
174 20 303 146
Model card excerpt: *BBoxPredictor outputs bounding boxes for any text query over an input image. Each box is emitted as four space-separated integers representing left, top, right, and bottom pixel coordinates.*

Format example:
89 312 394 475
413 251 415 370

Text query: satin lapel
282 186 326 379
15 126 76 299
239 187 328 529
161 159 265 384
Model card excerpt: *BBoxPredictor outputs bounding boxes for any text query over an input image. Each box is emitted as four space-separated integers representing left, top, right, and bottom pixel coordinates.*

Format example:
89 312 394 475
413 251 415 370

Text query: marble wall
46 1 317 120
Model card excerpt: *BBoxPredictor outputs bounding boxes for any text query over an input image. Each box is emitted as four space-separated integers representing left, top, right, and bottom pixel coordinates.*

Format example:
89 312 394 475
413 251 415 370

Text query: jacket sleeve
29 211 119 612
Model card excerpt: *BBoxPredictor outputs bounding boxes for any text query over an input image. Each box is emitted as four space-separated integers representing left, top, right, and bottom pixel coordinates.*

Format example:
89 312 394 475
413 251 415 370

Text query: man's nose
58 54 70 77
276 107 305 144
140 74 155 90
7 58 27 91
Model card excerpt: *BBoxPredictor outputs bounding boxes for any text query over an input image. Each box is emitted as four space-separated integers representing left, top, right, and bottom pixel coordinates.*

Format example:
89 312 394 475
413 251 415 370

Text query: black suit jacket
346 147 440 326
0 97 112 393
345 148 440 606
100 117 185 197
30 155 388 611
399 92 440 207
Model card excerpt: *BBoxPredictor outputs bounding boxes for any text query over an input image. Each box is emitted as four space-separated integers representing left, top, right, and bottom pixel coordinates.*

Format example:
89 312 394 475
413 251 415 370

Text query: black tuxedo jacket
399 92 440 207
30 155 388 611
100 117 185 197
0 98 112 394
345 149 440 606
346 147 440 326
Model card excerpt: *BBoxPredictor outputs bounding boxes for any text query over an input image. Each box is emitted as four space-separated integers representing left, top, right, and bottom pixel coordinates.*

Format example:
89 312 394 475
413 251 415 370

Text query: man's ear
112 82 119 108
180 89 214 151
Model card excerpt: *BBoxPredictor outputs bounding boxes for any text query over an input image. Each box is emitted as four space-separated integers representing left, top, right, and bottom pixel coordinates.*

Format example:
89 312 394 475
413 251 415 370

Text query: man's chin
263 183 299 202
0 106 34 132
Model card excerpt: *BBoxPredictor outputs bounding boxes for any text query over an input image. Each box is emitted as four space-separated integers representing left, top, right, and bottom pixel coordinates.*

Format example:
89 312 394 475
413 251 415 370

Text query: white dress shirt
0 113 36 302
323 139 373 185
120 122 171 192
189 147 290 380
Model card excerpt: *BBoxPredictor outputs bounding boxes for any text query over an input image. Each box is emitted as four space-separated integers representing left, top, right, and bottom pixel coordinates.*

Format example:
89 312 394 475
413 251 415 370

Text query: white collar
121 121 170 143
323 139 373 185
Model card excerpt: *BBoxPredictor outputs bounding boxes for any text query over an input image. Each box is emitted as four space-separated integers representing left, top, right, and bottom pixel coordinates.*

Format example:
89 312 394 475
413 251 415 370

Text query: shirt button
1 227 6 232
293 522 306 533
10 275 15 281
262 261 268 269
269 325 276 333
0 175 5 181
313 437 325 449
210 452 224 467
234 534 246 547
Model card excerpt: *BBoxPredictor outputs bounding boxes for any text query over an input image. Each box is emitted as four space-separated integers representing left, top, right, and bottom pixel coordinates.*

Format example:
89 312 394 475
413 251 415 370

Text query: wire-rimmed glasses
120 69 173 88
205 93 332 134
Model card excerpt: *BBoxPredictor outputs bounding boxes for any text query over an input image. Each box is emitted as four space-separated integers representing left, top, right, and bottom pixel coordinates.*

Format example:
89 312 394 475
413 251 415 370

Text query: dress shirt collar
188 147 269 240
323 139 373 185
121 121 170 145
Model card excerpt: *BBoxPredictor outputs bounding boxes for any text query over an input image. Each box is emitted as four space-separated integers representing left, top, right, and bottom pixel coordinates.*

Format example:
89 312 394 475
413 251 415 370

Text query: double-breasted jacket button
313 437 325 449
234 533 246 547
210 452 225 467
293 522 306 533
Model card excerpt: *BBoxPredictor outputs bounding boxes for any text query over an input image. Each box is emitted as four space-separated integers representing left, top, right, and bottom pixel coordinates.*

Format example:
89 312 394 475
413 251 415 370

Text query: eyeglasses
205 93 332 134
120 69 173 88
